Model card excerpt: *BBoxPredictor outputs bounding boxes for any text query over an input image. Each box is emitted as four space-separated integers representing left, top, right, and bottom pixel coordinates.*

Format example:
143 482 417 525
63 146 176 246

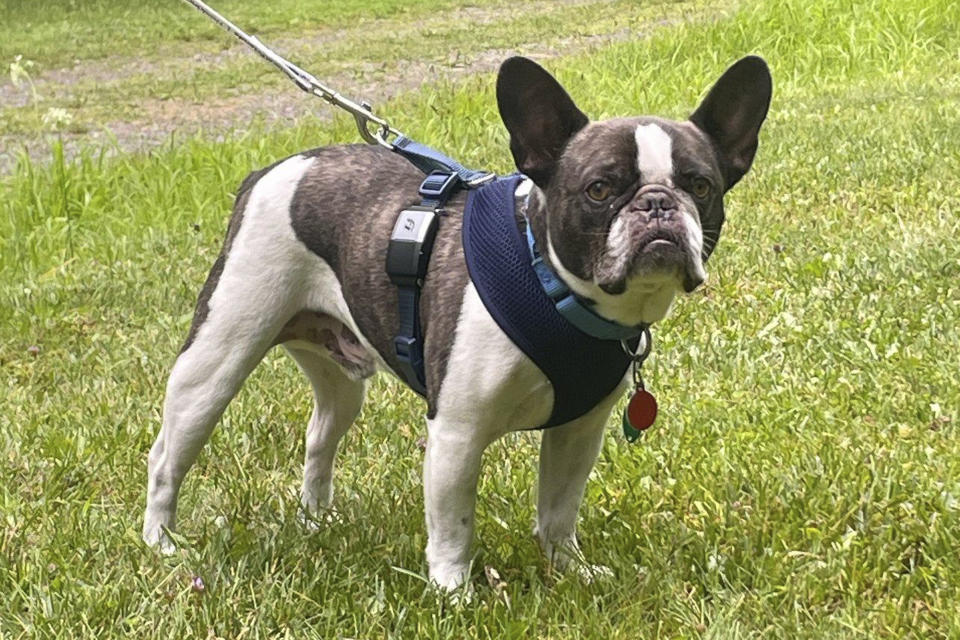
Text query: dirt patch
0 0 699 174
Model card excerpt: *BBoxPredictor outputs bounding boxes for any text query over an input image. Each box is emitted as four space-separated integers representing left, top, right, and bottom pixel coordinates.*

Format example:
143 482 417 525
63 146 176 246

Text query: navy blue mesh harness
387 141 643 429
462 175 639 429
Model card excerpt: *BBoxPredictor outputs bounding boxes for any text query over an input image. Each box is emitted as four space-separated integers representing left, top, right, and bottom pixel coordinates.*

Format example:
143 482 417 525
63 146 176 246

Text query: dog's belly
285 255 555 433
275 310 377 380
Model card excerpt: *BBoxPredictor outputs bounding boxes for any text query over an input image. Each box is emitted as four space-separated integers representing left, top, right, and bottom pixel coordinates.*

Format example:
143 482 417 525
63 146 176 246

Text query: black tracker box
385 205 440 288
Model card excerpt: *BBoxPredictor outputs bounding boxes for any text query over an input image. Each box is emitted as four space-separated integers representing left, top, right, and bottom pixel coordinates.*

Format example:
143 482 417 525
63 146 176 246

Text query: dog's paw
427 578 475 606
538 533 613 583
443 583 476 606
297 505 339 532
428 562 472 595
142 527 177 555
545 550 615 584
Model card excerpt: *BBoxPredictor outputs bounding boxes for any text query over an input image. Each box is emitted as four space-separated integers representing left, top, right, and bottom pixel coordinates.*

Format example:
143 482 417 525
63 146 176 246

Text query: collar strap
524 222 647 341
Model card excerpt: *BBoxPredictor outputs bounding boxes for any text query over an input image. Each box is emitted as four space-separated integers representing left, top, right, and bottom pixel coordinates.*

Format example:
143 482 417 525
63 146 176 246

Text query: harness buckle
394 335 426 394
418 170 461 201
394 335 416 360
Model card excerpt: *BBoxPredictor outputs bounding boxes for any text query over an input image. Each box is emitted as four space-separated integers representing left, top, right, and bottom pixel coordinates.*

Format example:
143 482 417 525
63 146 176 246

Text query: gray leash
181 0 402 149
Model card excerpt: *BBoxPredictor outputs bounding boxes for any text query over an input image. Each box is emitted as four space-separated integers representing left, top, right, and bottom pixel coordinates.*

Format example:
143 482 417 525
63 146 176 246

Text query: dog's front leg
536 399 616 579
422 418 493 591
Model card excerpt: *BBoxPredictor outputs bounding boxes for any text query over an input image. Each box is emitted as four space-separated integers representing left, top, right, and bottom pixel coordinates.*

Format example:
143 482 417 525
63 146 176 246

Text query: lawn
2 0 959 637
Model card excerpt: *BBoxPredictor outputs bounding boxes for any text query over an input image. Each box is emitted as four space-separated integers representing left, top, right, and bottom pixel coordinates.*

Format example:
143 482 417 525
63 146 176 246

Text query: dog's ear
497 57 589 187
690 56 772 190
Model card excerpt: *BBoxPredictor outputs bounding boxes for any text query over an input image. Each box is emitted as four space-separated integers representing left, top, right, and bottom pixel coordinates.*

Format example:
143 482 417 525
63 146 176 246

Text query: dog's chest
432 281 555 432
457 177 636 428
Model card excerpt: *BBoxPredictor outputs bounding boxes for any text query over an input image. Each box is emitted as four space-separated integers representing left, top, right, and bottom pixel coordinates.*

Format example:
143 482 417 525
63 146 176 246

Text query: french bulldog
143 55 772 590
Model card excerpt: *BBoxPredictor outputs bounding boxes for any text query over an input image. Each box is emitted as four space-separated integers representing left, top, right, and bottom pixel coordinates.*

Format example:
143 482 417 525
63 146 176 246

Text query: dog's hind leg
283 344 366 526
143 153 317 551
142 292 290 551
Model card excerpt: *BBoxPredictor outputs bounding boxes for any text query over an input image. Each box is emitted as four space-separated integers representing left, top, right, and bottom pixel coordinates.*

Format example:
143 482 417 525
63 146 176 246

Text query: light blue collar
523 220 647 341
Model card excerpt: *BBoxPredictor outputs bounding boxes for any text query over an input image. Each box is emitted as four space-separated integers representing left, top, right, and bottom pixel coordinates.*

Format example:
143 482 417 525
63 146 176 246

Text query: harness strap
393 286 425 394
392 135 493 186
386 165 472 396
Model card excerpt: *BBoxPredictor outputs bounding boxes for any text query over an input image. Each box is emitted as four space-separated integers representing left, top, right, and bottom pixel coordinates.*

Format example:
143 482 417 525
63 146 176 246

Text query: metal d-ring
621 326 652 390
621 325 653 366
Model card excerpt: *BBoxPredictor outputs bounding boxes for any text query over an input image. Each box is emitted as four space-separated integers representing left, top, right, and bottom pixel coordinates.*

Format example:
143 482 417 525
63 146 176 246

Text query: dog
143 55 772 590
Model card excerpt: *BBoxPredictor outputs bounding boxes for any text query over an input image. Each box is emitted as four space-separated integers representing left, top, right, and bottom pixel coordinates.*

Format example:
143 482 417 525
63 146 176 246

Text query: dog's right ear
497 57 589 188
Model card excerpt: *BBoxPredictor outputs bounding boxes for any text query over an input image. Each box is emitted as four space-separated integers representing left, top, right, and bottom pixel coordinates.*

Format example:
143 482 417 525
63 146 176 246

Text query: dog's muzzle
597 185 705 293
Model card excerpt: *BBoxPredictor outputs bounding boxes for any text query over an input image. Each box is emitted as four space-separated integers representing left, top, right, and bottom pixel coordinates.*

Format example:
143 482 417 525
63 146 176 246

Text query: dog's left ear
690 55 772 190
497 57 589 187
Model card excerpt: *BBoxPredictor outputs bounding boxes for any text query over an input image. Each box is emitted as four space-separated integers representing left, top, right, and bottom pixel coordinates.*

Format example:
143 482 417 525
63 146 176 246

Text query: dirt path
0 0 708 174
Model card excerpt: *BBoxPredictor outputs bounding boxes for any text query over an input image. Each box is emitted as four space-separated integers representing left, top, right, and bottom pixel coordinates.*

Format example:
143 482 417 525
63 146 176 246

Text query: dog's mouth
628 228 689 268
596 227 702 294
640 236 680 253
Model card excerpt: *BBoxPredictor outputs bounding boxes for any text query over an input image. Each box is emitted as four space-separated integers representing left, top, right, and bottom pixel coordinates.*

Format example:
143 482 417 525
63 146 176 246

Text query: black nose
634 188 678 219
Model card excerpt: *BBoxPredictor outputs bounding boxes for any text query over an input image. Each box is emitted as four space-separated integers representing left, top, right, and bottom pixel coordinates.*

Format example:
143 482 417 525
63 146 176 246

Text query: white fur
682 208 707 284
514 177 534 199
433 283 552 430
425 283 552 589
635 123 674 185
144 154 318 550
605 215 631 267
144 153 379 547
286 345 365 525
535 385 623 580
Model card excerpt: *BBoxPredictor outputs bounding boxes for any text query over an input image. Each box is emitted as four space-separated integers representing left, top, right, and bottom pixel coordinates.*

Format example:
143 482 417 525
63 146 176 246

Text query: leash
179 0 494 186
181 0 399 149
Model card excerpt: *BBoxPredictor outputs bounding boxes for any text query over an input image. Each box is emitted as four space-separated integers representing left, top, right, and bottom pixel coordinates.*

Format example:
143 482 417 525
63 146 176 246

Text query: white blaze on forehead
635 123 674 185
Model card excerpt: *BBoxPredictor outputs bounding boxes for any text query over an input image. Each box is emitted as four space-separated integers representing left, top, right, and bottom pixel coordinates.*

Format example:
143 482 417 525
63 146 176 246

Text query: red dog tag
622 389 657 442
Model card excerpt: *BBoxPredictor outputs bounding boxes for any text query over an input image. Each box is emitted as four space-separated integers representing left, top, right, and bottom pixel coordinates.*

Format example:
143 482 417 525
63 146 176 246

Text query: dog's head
497 56 772 326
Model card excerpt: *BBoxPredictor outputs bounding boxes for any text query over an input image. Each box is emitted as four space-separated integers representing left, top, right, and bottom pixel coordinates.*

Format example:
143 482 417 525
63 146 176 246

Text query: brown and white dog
143 56 772 590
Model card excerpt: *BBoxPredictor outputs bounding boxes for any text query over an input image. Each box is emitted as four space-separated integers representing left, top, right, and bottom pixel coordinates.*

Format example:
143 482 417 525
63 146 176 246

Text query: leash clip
352 100 400 150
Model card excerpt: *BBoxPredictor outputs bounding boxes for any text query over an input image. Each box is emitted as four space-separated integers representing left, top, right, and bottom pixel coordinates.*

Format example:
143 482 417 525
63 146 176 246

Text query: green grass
2 0 960 636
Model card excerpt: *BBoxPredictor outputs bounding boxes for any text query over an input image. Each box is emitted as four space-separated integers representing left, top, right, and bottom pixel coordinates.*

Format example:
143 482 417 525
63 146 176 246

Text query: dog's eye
691 177 712 199
586 181 611 202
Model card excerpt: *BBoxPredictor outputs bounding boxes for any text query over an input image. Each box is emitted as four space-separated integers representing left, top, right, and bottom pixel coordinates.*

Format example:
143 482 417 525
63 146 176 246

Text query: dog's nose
636 189 678 219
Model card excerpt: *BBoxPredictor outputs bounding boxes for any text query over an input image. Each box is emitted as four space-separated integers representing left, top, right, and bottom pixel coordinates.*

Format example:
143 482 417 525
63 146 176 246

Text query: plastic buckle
394 335 426 394
395 335 417 361
418 171 461 201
